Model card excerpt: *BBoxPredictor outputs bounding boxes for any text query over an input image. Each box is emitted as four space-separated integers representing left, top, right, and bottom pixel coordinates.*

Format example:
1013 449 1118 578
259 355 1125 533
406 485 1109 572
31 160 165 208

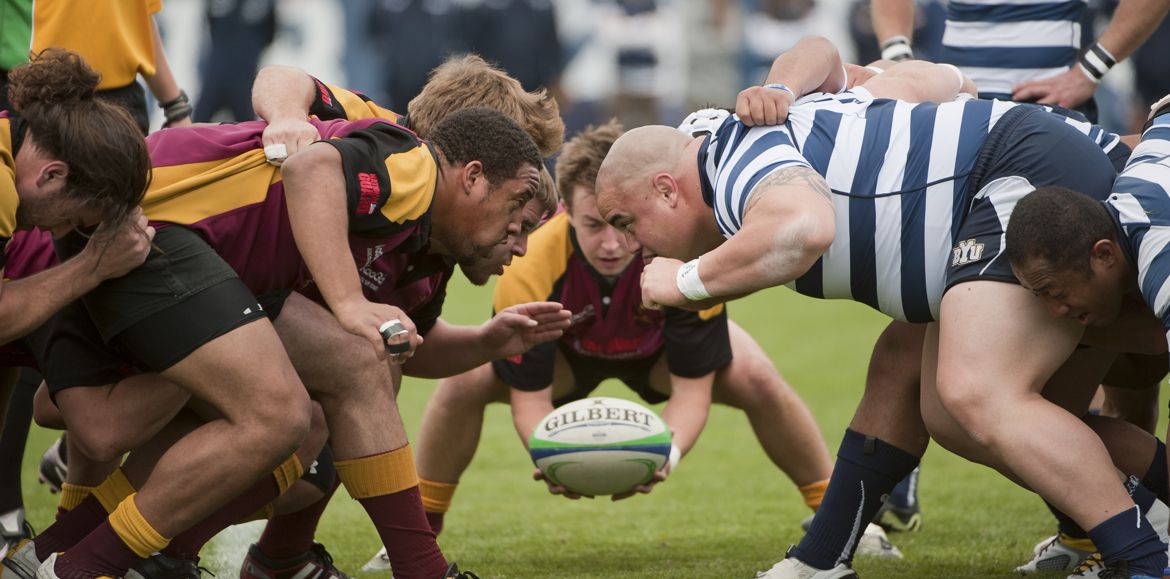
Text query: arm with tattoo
694 166 836 298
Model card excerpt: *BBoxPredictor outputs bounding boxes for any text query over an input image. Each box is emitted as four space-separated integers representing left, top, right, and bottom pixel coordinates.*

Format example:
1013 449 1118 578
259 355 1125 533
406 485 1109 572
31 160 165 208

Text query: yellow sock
58 483 95 512
419 479 458 514
799 479 830 511
108 494 170 558
1059 533 1097 552
335 444 419 499
273 455 305 495
93 469 136 514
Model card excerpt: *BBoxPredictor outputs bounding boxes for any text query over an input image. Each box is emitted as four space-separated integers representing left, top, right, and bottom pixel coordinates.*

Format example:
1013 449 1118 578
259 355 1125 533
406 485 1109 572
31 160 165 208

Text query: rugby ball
529 397 672 496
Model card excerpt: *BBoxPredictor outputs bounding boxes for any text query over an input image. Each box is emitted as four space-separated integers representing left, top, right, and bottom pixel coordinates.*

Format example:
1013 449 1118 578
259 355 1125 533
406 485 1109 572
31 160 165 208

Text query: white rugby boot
854 523 904 559
756 551 858 579
1 540 41 579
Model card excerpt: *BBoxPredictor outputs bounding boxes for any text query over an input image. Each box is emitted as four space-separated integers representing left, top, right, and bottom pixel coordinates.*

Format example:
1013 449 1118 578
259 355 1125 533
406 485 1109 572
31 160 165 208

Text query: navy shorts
945 106 1120 291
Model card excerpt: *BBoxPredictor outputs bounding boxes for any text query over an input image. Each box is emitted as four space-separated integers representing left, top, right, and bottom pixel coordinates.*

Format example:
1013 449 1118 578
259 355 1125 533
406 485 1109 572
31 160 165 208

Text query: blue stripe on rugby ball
529 443 672 462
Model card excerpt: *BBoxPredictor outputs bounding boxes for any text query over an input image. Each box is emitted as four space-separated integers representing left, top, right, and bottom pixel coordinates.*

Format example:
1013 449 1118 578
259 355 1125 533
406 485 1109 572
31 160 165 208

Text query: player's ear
1092 238 1119 268
652 172 678 207
462 160 485 197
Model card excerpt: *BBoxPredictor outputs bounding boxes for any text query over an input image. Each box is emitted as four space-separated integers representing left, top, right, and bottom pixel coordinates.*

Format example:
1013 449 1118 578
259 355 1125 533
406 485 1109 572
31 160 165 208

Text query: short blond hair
555 119 624 213
408 54 564 158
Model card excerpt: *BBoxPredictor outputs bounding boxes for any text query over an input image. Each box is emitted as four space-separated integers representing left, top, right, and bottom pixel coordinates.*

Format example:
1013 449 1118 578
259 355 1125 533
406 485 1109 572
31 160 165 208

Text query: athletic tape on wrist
668 444 681 472
764 83 796 99
880 36 914 62
1079 42 1116 83
675 258 711 301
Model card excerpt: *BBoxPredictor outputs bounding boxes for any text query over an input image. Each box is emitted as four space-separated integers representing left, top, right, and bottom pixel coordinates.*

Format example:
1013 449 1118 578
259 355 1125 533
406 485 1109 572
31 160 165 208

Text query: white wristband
668 444 681 472
675 258 711 301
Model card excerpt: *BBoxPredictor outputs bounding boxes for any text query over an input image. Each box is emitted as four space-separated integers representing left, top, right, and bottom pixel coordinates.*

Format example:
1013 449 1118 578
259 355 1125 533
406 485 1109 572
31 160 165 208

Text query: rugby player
0 49 153 360
15 101 541 579
593 40 1167 578
388 119 839 558
9 57 567 579
1005 98 1170 577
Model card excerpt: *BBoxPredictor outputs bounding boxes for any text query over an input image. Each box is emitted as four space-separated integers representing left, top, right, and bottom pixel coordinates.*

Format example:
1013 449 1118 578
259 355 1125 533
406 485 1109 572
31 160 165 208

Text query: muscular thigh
273 291 390 397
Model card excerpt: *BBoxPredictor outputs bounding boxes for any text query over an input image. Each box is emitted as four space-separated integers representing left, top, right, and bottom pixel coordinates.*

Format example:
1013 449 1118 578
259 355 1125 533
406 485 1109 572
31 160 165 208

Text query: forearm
512 390 555 449
763 36 845 95
0 256 102 344
143 19 182 103
698 216 827 299
252 66 317 124
1096 0 1170 63
871 0 916 46
402 319 495 378
660 374 714 456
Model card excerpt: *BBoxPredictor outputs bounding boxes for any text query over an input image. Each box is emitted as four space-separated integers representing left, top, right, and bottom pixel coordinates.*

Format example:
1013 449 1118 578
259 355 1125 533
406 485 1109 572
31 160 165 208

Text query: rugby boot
360 547 390 573
240 543 349 579
1066 555 1160 579
1015 535 1095 574
854 523 904 560
37 437 67 495
0 509 33 561
442 562 480 579
756 549 858 579
875 503 922 534
125 553 203 579
2 539 41 579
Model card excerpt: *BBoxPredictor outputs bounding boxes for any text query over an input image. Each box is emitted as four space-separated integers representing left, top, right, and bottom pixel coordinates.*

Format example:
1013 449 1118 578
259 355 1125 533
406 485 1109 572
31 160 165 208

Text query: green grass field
16 275 1148 578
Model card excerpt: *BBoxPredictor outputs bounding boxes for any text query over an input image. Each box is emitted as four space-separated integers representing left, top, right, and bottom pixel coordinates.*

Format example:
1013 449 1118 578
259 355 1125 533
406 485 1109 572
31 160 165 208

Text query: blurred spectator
31 0 191 133
370 0 466 111
341 0 388 103
847 0 944 66
194 0 276 122
460 0 563 96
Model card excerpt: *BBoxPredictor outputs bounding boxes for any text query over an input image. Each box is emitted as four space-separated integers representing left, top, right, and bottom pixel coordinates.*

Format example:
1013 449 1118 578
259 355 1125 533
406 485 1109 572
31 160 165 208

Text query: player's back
702 92 1043 321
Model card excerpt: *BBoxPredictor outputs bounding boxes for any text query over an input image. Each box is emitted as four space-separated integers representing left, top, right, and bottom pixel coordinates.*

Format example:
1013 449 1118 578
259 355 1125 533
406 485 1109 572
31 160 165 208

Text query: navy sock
1046 500 1089 540
1086 478 1166 576
885 466 920 509
1141 439 1168 505
791 429 920 569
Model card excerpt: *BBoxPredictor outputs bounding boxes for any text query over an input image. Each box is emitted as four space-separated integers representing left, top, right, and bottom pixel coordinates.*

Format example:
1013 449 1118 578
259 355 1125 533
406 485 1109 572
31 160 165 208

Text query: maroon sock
425 511 445 536
358 487 446 579
256 480 339 560
161 475 282 561
53 521 140 579
36 496 108 561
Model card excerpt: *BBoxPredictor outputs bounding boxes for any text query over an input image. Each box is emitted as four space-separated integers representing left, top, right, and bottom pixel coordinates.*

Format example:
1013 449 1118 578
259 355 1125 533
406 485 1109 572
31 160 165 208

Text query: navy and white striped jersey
696 90 1118 323
941 0 1086 99
1106 114 1170 347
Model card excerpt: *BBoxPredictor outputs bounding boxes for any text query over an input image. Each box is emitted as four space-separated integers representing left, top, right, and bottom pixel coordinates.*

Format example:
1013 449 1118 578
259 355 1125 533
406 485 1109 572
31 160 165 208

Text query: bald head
596 125 692 209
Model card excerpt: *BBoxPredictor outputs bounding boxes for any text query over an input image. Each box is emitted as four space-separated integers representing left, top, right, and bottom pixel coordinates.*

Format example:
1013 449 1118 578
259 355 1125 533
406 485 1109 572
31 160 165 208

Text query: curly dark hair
1004 186 1116 276
7 49 150 227
555 119 624 213
427 106 541 187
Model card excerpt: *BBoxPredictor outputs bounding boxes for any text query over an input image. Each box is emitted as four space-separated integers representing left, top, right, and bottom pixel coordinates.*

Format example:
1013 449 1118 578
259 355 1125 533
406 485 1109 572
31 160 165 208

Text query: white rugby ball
529 397 672 496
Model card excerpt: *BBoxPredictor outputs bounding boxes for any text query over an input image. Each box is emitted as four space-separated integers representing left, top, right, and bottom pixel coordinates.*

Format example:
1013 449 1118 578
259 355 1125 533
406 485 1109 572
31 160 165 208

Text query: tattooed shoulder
744 166 832 213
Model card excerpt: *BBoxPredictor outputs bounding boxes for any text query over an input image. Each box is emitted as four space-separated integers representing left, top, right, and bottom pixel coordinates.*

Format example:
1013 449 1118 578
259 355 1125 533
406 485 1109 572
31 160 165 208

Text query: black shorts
95 82 149 136
55 226 268 372
945 105 1120 291
499 346 671 407
21 300 130 396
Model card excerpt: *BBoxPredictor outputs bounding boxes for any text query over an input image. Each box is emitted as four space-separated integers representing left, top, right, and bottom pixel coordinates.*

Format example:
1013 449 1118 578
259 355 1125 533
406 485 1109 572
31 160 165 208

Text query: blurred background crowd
157 0 1170 140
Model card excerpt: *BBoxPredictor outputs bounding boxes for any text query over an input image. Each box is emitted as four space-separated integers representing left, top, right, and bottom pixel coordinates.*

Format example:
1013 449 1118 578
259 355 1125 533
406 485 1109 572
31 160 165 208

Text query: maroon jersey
491 213 732 391
140 116 438 298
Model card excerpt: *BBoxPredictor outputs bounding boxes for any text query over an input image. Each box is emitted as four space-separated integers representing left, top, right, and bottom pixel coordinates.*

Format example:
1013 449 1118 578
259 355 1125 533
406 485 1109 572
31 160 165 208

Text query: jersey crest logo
952 238 986 266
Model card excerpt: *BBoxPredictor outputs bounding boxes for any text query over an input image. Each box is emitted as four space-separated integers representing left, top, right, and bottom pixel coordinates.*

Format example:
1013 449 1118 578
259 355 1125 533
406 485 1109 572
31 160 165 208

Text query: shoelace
1070 553 1104 576
309 544 347 578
